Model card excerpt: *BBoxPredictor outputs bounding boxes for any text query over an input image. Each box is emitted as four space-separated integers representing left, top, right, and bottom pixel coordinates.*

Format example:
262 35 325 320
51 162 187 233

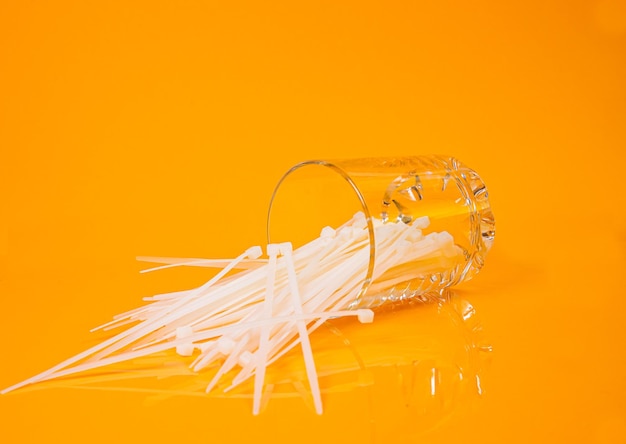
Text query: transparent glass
267 155 495 308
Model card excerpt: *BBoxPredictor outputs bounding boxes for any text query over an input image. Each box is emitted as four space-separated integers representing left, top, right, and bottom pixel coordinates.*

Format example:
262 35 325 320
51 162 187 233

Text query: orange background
1 1 626 443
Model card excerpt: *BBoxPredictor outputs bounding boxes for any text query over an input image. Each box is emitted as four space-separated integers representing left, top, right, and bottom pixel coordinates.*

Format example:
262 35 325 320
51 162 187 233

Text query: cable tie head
320 226 336 238
217 337 236 354
246 246 263 260
412 216 430 229
238 350 254 367
356 309 374 323
351 211 366 229
406 229 424 242
175 326 195 356
175 326 193 339
278 242 293 255
176 344 195 357
266 244 281 257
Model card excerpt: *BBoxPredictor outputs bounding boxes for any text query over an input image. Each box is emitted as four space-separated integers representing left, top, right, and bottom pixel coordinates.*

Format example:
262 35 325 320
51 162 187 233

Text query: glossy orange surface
1 1 626 443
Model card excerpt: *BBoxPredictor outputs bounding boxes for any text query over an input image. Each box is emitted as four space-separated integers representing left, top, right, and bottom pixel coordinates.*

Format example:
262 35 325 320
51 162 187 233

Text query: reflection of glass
22 289 491 437
262 289 492 437
268 156 495 308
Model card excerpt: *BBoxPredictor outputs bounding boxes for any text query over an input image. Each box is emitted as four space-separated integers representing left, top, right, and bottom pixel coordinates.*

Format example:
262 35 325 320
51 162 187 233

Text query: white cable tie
217 337 236 354
238 350 254 367
245 246 263 260
266 243 281 257
356 309 375 323
175 326 195 356
205 334 250 394
252 242 280 414
412 216 430 229
281 242 323 415
320 226 336 238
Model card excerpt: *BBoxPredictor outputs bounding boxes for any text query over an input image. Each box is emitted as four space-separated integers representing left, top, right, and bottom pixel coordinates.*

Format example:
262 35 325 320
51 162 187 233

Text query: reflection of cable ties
6 288 491 434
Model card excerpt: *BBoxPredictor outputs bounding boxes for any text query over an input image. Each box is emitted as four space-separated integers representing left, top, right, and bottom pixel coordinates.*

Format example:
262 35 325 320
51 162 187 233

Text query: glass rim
266 159 377 305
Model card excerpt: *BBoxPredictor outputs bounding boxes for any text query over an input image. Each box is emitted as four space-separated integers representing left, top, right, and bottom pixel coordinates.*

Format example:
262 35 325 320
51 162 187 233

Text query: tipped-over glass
267 155 495 308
